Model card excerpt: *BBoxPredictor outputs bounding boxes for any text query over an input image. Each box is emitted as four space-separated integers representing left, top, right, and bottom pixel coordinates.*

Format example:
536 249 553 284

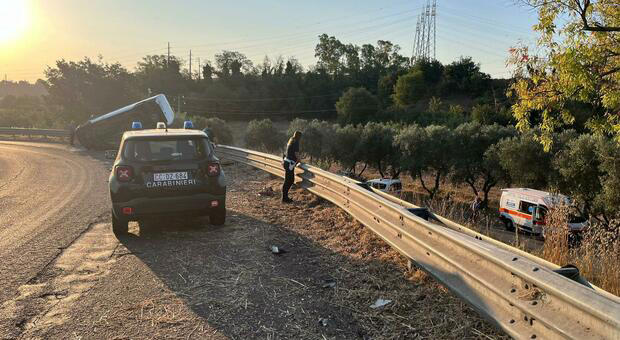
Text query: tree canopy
509 0 620 148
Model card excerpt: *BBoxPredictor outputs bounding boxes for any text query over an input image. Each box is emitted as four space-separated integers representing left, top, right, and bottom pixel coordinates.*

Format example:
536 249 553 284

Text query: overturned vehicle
75 94 174 150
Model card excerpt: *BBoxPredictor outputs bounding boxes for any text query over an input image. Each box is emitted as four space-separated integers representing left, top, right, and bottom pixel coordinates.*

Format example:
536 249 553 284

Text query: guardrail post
486 216 490 236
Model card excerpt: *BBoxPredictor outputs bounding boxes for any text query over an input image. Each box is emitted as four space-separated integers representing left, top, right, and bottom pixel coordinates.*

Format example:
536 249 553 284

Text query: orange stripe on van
499 208 532 220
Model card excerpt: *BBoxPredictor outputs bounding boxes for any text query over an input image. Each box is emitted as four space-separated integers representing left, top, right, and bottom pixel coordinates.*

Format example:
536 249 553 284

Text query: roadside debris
270 245 286 255
321 279 336 289
258 186 275 197
318 317 329 327
369 298 392 309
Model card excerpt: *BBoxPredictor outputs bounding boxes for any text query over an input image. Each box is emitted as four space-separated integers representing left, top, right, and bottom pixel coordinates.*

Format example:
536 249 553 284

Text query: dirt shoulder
5 162 507 339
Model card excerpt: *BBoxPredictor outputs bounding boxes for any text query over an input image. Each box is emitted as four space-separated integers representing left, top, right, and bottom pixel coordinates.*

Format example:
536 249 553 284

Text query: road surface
0 142 109 337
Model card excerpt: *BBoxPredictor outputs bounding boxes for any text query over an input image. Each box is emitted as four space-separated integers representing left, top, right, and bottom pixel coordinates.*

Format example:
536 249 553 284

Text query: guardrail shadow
114 211 503 339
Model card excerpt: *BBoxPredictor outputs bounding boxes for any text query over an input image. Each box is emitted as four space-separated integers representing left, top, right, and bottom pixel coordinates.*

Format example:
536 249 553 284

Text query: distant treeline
1 34 519 129
0 80 47 98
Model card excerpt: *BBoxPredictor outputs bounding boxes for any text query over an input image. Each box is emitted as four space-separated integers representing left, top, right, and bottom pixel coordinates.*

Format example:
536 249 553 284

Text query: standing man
282 130 302 203
471 194 482 221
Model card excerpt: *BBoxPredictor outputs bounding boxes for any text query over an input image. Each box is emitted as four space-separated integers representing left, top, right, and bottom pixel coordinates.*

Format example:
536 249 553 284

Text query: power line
5 5 421 77
185 93 341 102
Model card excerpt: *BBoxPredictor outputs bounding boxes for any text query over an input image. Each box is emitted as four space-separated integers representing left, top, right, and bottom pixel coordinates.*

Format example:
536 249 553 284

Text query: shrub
427 96 442 113
448 104 464 116
204 118 233 145
471 104 513 126
287 118 324 162
244 119 285 152
190 116 233 145
335 87 378 125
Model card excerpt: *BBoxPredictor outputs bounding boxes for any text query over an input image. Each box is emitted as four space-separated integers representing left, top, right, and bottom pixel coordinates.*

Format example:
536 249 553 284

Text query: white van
367 178 402 194
499 188 588 237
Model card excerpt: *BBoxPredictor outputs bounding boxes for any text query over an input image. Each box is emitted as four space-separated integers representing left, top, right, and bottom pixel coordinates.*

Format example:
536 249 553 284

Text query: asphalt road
0 142 109 336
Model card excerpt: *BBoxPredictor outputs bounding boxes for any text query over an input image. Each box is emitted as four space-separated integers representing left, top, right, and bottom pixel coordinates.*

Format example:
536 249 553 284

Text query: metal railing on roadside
217 144 620 340
0 127 70 138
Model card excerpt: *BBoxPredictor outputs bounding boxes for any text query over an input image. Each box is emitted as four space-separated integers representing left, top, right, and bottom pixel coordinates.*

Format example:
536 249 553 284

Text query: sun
0 0 29 43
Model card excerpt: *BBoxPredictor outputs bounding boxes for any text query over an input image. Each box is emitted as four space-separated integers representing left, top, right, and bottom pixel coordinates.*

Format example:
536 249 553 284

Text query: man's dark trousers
282 164 294 200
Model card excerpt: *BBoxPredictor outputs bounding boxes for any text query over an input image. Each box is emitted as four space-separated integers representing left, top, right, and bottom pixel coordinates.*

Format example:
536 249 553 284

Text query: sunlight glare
0 0 29 43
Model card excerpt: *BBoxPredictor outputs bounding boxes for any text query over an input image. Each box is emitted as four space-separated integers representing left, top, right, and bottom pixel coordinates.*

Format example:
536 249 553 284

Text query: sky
0 0 540 82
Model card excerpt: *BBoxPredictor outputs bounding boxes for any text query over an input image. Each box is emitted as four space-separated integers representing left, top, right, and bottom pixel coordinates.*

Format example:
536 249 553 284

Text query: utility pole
177 95 183 113
167 42 170 67
197 57 201 80
189 50 192 80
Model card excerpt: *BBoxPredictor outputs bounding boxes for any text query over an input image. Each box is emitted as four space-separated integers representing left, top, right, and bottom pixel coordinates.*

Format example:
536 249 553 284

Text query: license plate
153 172 188 181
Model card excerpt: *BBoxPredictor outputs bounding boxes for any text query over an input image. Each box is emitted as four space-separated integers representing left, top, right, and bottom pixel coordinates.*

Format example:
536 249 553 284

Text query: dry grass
424 197 619 296
538 206 620 296
231 165 509 339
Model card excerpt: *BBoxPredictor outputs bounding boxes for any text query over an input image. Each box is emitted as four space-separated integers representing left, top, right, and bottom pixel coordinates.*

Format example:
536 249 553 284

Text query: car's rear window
123 138 211 161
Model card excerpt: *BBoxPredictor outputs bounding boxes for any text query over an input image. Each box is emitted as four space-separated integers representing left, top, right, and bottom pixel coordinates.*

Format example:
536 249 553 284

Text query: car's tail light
211 200 219 207
122 207 134 215
116 165 134 182
207 163 220 177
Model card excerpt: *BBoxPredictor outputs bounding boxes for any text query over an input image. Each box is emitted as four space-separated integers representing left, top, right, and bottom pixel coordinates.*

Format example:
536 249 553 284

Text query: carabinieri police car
109 121 226 234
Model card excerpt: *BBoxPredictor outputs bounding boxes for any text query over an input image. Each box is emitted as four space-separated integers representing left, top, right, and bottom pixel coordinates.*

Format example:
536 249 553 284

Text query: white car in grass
367 178 402 194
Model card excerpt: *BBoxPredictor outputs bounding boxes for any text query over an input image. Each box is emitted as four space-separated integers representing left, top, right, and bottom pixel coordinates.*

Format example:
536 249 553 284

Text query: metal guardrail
0 127 70 138
217 145 620 340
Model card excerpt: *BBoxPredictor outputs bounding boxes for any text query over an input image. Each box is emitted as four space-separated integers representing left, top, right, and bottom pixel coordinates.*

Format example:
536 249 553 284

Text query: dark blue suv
109 126 226 234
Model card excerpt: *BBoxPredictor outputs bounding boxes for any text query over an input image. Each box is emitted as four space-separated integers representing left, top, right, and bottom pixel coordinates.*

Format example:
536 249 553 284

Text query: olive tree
594 138 620 228
491 131 555 188
287 118 338 166
334 124 365 176
395 124 455 200
451 123 515 206
245 119 285 153
552 134 603 218
358 122 401 179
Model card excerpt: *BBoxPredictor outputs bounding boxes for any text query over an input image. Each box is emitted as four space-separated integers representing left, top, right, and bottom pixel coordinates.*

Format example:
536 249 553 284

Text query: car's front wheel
210 206 226 226
503 219 515 232
112 210 129 234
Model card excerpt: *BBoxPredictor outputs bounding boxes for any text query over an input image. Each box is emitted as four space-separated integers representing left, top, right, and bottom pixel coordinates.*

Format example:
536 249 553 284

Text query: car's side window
519 201 536 215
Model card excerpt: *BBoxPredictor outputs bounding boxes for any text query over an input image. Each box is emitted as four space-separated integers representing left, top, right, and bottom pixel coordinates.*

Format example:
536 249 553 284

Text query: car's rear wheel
504 219 515 232
112 210 129 234
210 206 226 226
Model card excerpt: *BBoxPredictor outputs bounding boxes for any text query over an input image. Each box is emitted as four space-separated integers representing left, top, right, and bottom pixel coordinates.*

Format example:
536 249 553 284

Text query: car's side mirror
105 150 118 159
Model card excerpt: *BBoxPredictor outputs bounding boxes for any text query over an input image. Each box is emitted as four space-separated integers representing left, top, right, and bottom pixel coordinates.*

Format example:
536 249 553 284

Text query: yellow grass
538 206 620 296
